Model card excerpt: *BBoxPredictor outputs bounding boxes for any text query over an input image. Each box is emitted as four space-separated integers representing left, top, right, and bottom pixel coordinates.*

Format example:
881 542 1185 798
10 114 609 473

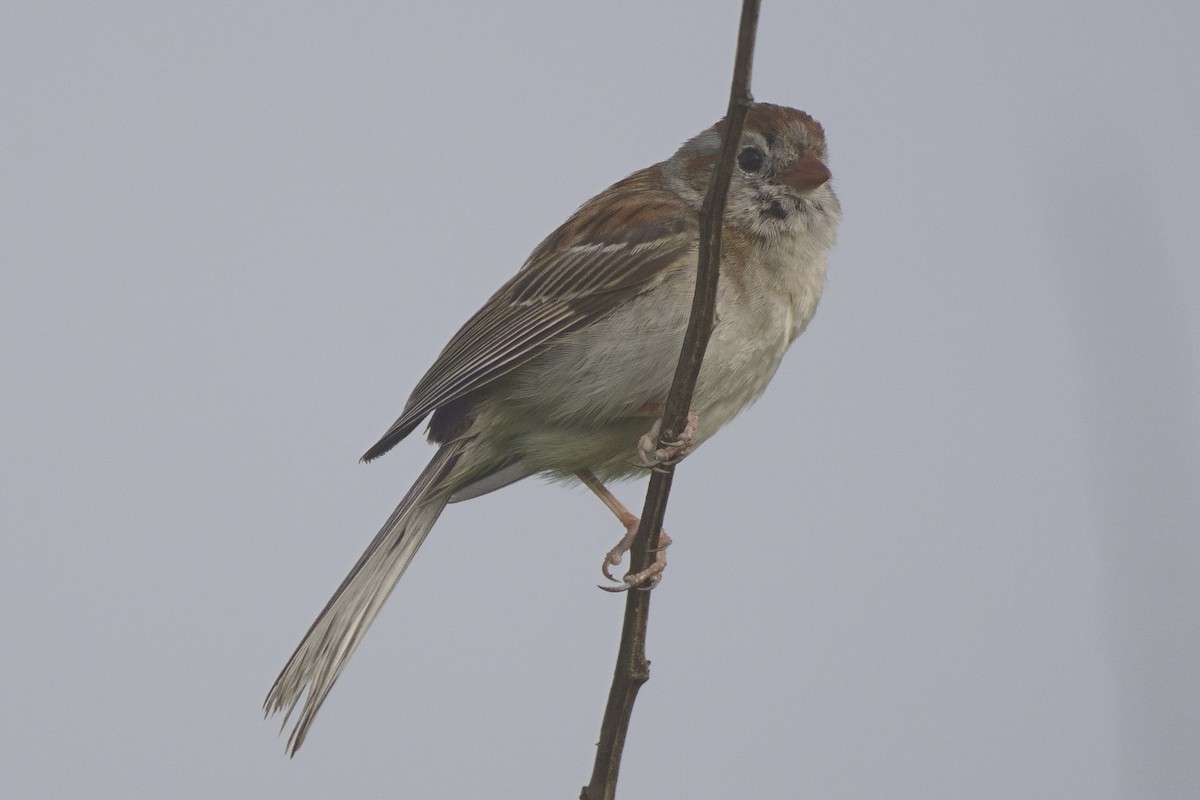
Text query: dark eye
737 146 766 173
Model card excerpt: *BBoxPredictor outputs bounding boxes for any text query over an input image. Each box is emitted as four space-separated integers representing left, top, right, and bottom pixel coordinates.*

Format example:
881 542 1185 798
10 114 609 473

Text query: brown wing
361 166 695 462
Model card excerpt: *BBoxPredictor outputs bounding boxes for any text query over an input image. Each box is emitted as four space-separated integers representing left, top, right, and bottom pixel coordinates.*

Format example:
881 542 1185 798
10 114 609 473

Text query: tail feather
264 442 465 754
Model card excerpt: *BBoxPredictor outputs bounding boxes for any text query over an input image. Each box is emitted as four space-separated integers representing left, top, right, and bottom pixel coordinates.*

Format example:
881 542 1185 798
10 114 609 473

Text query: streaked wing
361 167 695 462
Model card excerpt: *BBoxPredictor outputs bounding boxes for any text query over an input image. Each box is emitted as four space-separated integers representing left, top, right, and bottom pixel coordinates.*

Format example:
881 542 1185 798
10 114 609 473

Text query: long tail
264 441 466 755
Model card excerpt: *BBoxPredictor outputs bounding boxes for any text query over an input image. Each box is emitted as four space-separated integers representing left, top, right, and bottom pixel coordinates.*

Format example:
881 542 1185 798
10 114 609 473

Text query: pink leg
576 469 671 591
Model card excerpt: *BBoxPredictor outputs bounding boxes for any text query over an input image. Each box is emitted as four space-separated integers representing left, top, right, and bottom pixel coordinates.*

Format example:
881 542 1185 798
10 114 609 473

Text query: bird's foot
635 412 699 470
599 522 672 593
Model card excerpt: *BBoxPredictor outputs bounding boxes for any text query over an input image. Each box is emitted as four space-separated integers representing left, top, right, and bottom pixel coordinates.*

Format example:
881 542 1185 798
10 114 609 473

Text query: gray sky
3 2 1198 797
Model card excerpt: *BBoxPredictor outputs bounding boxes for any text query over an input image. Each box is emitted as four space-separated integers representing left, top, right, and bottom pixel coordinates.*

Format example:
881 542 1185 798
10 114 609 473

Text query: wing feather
361 167 694 462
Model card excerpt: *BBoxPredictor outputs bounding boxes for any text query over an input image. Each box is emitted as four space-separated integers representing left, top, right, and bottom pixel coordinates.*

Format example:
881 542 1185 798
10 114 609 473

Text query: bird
265 102 841 754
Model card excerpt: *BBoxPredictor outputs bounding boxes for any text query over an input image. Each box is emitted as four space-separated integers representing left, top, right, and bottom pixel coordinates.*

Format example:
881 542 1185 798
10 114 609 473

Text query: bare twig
580 3 762 798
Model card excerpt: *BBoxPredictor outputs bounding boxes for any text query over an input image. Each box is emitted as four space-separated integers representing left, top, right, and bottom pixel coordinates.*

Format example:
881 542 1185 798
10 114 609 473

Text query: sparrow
265 102 841 753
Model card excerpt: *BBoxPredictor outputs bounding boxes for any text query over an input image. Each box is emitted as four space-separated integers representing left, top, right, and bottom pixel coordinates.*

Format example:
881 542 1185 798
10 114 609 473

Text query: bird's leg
576 469 671 591
633 404 699 469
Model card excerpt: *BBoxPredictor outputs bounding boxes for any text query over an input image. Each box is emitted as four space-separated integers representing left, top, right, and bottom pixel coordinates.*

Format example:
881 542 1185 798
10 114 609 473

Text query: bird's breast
693 242 828 430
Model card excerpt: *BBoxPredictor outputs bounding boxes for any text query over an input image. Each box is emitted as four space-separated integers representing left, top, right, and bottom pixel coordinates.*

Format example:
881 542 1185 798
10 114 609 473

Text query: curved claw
601 563 665 592
601 555 622 583
597 571 662 593
635 412 699 469
635 426 662 468
600 526 639 583
655 455 682 469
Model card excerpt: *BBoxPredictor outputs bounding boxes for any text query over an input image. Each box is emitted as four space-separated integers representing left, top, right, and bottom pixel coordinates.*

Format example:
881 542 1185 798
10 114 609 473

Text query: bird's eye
737 146 766 173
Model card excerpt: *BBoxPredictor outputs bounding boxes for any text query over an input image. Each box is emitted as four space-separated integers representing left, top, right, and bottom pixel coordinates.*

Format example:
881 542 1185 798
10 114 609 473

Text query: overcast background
3 2 1198 798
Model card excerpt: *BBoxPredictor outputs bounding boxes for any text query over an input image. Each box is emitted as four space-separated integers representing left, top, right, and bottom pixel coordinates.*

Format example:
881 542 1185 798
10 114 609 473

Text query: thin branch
580 3 762 798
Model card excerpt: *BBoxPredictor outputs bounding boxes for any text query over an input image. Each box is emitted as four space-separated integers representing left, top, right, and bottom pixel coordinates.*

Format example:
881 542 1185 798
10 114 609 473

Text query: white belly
469 245 828 482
